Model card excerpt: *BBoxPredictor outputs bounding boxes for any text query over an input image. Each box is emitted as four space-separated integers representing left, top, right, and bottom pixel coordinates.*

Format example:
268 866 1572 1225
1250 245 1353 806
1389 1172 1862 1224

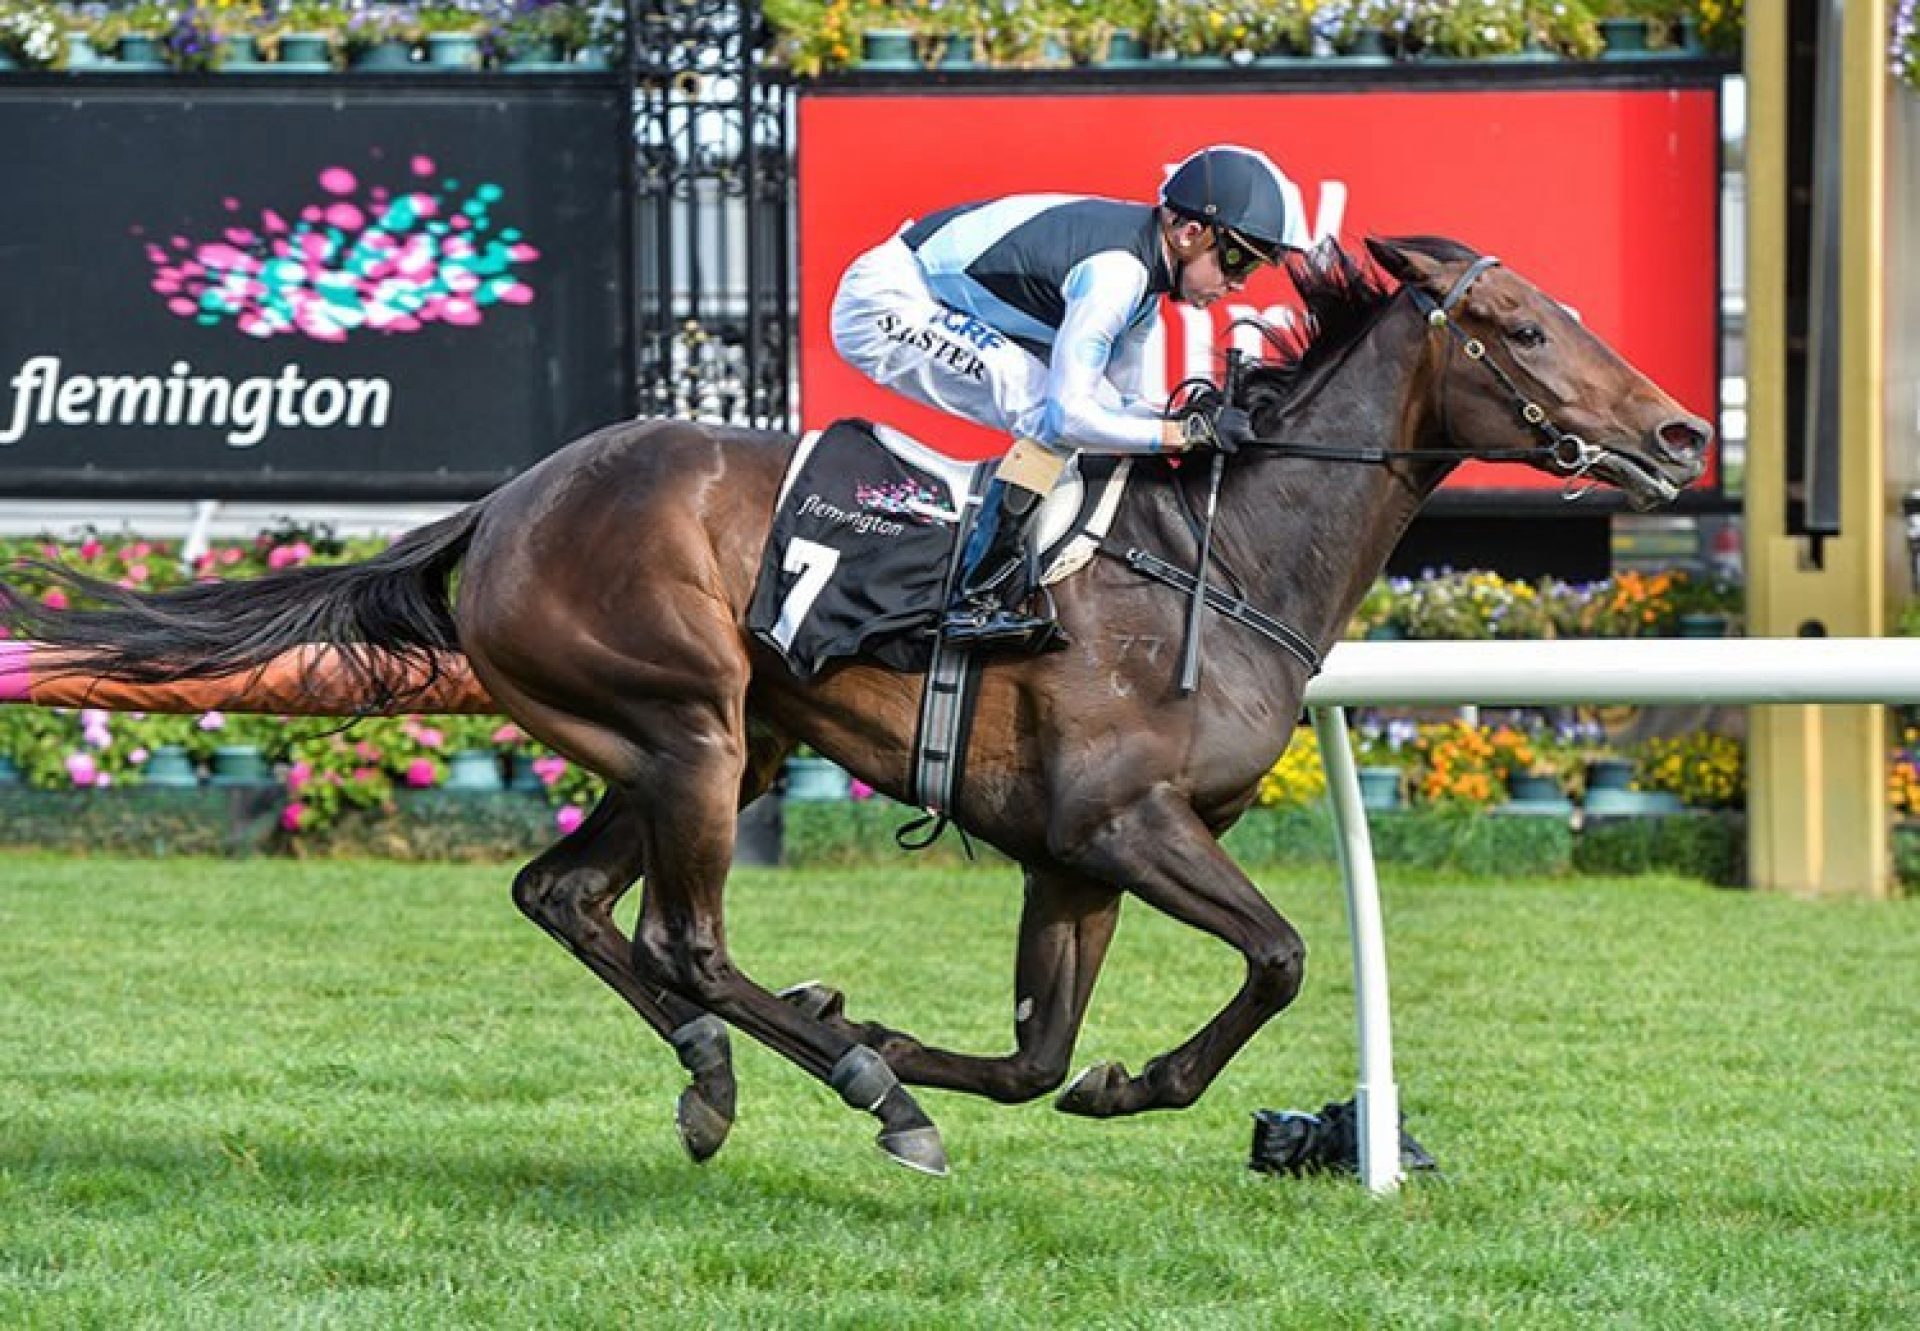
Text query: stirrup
940 604 1068 653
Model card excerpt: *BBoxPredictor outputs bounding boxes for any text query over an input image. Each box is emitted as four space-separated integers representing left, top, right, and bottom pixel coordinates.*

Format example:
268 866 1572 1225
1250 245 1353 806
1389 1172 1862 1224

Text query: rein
1234 256 1608 497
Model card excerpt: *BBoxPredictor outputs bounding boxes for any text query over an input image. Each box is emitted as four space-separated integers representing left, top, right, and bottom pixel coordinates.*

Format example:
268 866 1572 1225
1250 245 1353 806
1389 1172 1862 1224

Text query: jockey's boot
940 479 1067 651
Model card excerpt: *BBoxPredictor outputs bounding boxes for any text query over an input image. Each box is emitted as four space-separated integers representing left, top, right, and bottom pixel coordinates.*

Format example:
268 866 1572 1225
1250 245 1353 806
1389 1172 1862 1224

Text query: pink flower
532 755 568 787
280 802 307 832
198 711 225 731
491 723 523 745
266 542 313 570
354 741 381 761
352 766 378 783
414 726 444 749
286 761 313 791
403 758 437 788
129 747 149 765
79 539 102 560
219 548 243 566
65 752 98 786
555 804 585 835
849 779 874 801
43 589 68 610
127 563 150 584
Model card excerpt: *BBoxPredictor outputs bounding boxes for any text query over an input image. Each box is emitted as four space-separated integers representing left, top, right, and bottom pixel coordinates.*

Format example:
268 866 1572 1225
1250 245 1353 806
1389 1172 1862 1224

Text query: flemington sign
0 358 393 451
0 82 631 500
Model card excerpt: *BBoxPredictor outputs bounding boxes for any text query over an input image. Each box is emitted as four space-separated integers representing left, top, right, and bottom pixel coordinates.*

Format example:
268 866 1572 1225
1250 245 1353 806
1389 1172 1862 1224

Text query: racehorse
3 237 1710 1176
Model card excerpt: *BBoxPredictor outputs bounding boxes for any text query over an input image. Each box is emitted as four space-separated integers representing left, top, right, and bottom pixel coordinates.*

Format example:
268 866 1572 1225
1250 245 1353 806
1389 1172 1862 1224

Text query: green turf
0 857 1913 1329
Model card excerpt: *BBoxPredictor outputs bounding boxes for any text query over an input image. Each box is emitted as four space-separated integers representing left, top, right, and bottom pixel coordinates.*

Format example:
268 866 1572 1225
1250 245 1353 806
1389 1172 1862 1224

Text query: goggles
1212 225 1282 281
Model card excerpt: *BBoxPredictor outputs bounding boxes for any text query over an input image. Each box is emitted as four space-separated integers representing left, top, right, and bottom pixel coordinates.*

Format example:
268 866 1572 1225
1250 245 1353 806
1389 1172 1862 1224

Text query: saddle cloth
747 418 1131 679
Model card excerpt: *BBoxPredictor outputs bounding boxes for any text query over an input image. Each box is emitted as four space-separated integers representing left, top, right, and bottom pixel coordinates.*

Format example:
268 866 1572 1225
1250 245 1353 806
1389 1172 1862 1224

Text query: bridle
1145 253 1619 693
1232 255 1610 501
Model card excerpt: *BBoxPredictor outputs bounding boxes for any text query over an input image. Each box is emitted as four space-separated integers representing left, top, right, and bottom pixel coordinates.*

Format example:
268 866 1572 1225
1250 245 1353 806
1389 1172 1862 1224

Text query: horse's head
1365 236 1711 510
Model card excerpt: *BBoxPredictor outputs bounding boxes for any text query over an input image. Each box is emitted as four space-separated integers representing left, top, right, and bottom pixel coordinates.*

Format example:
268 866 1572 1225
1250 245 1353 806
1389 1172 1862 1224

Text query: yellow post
1744 0 1893 896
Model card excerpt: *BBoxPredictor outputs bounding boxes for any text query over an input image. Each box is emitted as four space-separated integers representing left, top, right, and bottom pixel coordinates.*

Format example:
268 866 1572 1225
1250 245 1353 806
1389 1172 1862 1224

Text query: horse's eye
1509 323 1547 350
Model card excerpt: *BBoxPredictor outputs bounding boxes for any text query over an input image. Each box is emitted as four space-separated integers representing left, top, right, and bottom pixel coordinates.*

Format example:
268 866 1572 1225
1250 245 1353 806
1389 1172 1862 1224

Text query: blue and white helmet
1160 145 1310 258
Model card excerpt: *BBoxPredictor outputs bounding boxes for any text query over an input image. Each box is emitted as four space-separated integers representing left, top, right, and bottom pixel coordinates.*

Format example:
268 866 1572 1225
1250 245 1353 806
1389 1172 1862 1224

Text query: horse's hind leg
785 863 1122 1104
623 704 950 1175
510 788 738 1162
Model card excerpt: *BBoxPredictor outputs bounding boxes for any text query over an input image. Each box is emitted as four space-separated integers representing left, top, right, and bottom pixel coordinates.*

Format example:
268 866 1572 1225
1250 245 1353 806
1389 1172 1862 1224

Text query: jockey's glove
1209 405 1256 454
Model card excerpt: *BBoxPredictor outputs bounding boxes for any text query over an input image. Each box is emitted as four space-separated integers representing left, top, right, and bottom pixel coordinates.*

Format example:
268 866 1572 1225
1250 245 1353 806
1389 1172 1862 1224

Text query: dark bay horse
5 237 1710 1175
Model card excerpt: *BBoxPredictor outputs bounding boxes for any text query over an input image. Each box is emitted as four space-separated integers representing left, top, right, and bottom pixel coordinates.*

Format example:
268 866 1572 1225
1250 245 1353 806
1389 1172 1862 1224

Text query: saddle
747 418 1131 681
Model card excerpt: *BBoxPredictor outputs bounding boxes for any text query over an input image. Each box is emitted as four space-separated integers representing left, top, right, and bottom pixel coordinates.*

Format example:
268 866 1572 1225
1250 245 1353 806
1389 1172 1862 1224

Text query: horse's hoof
779 980 846 1024
675 1084 734 1164
1055 1061 1129 1118
877 1124 949 1177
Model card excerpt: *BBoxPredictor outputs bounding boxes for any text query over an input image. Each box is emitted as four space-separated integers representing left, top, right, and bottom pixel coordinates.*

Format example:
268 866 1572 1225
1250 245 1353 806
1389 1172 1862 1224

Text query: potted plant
435 714 511 792
1635 731 1745 810
894 0 977 69
88 1 175 68
1412 0 1527 59
0 0 66 70
416 1 490 67
491 0 590 68
1249 0 1314 61
159 5 228 71
1312 0 1407 60
263 1 347 67
1046 0 1152 67
1668 569 1741 637
1151 0 1229 63
342 2 417 69
1529 0 1604 59
1351 717 1416 810
1348 576 1411 640
761 0 866 77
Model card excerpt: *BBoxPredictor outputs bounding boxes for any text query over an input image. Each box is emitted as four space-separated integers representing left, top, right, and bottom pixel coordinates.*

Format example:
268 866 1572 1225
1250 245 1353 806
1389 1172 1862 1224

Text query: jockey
830 144 1312 651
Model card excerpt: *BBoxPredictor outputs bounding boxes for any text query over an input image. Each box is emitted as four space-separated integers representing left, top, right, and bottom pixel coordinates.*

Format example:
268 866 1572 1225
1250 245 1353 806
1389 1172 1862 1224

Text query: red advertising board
797 83 1720 493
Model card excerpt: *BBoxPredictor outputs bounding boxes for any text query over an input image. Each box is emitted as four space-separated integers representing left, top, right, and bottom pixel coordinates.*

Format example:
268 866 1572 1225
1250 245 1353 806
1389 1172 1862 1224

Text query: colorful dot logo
141 154 540 343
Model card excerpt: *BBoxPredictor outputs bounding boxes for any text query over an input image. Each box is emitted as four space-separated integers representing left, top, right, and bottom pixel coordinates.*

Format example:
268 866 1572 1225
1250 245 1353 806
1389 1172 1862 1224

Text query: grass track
0 857 1915 1328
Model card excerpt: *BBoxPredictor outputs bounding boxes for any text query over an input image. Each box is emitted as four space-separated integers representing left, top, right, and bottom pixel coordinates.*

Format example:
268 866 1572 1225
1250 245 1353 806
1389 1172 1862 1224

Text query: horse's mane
1241 235 1477 409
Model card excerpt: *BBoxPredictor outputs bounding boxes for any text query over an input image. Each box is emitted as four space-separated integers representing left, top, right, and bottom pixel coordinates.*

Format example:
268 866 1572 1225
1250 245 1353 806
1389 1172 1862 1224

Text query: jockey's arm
1105 319 1162 419
1032 252 1183 454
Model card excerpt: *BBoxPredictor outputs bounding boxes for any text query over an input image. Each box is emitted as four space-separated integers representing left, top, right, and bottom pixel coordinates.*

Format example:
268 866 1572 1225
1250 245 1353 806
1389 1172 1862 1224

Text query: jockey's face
1168 218 1271 308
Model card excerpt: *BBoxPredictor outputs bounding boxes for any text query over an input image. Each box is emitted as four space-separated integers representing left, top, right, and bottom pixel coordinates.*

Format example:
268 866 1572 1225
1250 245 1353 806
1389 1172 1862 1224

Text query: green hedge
0 786 1760 887
1573 812 1747 886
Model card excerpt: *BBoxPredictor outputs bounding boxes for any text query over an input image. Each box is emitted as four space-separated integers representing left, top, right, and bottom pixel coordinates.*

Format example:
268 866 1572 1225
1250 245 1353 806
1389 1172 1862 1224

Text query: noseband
1405 255 1607 500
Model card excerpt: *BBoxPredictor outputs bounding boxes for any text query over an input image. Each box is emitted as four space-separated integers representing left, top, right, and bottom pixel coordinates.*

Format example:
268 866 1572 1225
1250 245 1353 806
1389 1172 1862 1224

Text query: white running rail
1302 637 1920 1192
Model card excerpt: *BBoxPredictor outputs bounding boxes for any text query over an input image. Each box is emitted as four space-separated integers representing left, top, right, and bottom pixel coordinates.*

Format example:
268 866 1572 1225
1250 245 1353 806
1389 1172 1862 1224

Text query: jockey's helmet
1159 145 1310 263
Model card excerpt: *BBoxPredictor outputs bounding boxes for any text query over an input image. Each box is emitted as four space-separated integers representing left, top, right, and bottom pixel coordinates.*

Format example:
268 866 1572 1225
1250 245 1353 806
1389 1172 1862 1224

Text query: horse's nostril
1657 416 1713 456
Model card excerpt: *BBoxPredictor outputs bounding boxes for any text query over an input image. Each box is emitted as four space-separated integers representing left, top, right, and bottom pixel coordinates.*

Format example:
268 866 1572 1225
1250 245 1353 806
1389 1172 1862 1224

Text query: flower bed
763 0 1744 76
5 522 1918 880
0 0 611 72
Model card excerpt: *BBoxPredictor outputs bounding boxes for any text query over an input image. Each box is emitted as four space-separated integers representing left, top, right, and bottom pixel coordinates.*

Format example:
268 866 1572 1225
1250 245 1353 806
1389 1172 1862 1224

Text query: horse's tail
1 502 488 714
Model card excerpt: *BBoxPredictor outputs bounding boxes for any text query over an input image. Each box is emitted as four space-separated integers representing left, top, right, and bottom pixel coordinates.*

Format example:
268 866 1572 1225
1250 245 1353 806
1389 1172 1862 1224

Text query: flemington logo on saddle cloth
747 418 1129 680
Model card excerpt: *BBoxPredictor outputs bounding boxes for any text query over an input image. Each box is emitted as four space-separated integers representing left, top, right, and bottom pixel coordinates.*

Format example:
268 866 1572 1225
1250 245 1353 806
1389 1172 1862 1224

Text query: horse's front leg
1051 786 1306 1118
783 863 1122 1103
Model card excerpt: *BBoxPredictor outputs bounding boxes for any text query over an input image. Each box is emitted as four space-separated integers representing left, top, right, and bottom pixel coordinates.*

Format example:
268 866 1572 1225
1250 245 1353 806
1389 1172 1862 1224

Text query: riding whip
1179 349 1241 695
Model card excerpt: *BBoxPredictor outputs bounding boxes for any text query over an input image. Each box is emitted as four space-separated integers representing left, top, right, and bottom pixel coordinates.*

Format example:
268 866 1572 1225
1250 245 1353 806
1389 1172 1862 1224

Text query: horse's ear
1365 236 1448 291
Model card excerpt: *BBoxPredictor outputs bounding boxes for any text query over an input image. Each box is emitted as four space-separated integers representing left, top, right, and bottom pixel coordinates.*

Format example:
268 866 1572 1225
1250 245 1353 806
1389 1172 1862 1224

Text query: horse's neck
1217 305 1448 645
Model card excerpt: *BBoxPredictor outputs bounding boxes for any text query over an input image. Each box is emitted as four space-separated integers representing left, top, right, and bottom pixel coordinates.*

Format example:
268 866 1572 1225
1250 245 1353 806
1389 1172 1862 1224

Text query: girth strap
1114 547 1322 676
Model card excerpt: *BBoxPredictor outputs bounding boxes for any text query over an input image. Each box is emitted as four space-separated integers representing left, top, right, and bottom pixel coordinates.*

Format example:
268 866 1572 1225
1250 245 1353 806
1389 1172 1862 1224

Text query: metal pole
1310 704 1402 1195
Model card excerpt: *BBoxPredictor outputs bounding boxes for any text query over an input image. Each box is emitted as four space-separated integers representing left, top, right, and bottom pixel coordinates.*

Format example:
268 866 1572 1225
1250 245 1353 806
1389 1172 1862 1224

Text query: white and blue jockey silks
830 195 1174 456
